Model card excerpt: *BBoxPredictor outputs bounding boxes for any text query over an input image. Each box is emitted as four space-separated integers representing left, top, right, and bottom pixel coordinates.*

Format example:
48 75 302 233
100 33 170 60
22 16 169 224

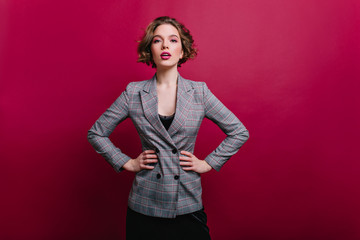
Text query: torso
157 84 177 116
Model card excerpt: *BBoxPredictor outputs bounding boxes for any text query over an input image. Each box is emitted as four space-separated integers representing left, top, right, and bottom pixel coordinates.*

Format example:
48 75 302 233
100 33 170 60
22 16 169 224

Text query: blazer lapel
140 73 194 147
140 74 175 146
168 74 194 137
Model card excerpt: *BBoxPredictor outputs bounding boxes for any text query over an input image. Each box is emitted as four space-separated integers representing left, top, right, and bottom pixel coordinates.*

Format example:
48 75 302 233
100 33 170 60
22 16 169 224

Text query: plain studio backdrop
1 0 359 239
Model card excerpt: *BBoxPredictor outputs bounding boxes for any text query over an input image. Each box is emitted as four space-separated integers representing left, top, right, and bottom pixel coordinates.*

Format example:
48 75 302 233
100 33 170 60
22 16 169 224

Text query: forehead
153 24 180 37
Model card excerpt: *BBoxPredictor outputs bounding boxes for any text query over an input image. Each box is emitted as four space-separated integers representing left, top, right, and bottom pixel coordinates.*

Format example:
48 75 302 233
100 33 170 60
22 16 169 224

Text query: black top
159 113 175 131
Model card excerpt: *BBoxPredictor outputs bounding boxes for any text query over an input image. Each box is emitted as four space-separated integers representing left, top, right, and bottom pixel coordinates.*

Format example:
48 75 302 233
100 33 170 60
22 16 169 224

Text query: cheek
175 46 183 57
150 45 156 55
150 46 158 60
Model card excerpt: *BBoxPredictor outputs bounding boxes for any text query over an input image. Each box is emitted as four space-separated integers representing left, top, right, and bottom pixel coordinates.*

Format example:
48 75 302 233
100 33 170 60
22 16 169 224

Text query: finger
140 164 155 169
180 161 192 166
179 156 192 161
180 150 192 157
182 167 193 171
143 159 158 164
144 154 158 159
143 150 156 154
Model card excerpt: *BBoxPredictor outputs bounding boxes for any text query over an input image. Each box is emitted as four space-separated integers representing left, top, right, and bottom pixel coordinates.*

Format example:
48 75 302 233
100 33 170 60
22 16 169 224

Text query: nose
161 40 169 49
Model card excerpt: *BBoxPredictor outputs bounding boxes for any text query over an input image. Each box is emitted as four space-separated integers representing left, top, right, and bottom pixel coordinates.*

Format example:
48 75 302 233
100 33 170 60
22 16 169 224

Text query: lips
160 52 171 60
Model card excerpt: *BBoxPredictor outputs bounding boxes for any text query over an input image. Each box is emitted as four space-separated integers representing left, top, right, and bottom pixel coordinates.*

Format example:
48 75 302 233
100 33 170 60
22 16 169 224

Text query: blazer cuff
109 153 132 173
204 155 223 172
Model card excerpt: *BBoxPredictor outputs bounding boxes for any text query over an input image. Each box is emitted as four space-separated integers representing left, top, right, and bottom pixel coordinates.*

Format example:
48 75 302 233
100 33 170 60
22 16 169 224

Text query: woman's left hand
179 151 212 174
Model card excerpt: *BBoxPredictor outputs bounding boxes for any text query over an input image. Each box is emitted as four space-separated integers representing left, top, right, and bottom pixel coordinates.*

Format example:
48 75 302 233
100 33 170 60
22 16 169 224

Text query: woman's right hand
122 150 158 173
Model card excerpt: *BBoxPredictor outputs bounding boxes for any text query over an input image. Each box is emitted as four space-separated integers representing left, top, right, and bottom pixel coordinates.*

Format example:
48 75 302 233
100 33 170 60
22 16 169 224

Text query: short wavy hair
137 16 198 68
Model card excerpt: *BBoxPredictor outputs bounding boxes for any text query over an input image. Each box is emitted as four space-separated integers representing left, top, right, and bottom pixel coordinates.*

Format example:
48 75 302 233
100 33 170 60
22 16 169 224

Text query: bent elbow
234 123 249 145
87 128 98 143
237 128 249 144
243 129 249 140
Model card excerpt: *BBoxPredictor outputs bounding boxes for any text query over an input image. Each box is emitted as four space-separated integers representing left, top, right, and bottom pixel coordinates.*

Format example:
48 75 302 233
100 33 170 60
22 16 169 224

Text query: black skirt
126 207 211 240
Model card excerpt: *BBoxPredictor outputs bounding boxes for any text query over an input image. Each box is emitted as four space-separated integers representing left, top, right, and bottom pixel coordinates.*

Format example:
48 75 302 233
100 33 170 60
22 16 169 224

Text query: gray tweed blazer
87 73 249 218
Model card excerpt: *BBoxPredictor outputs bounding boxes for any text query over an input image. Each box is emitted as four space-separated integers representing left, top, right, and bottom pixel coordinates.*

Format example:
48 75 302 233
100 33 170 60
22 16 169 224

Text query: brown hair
137 16 198 68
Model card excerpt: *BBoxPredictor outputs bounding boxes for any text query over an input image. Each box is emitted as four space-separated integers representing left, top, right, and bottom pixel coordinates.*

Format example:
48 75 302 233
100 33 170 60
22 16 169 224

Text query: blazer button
172 148 177 154
156 173 161 179
174 175 179 180
155 148 160 153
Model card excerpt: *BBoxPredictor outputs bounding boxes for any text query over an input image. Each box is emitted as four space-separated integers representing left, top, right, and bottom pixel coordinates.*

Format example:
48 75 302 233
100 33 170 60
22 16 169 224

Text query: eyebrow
153 34 179 39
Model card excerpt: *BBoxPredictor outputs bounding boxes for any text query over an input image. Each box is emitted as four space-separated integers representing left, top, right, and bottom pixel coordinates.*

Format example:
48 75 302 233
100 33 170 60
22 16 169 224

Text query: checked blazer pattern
87 73 249 218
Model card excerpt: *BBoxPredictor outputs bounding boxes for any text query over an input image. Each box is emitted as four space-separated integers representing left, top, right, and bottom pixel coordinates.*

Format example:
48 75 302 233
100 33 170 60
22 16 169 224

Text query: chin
156 62 179 69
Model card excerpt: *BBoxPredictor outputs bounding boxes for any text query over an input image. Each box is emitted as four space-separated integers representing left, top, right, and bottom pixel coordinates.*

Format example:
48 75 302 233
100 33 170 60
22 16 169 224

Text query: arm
202 82 249 172
87 83 132 172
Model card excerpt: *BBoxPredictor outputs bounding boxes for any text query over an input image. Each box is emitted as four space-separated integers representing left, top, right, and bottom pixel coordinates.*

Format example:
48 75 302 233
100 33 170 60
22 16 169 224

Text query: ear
180 49 184 59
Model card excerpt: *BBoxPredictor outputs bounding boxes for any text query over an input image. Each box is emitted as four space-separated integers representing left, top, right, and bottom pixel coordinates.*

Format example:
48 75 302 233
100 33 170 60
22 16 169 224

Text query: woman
87 16 249 240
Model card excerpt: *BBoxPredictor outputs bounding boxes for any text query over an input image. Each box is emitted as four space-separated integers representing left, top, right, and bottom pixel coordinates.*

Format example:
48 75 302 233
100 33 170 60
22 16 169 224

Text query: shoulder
180 76 208 92
126 79 148 89
180 77 212 105
123 79 151 95
181 77 217 104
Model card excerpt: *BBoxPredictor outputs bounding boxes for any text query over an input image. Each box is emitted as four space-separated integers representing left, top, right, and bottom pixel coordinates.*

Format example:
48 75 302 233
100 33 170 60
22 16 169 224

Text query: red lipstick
160 52 171 60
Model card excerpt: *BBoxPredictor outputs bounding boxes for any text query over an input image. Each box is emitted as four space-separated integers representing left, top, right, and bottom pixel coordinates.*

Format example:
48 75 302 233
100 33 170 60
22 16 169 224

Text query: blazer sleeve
87 83 133 173
203 82 249 172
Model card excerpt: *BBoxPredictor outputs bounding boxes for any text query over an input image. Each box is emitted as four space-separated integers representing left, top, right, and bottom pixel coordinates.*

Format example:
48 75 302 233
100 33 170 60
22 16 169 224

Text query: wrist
203 160 212 172
123 159 134 172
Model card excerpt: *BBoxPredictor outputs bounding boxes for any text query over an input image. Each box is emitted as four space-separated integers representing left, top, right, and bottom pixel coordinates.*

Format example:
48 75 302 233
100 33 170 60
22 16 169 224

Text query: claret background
1 0 359 239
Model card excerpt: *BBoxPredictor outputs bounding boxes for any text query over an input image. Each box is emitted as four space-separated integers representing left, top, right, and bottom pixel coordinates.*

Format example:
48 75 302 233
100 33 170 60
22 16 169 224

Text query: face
150 24 184 69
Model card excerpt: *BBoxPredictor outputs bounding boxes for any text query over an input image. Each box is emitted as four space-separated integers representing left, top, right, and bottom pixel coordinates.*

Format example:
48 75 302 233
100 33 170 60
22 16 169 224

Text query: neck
155 67 178 86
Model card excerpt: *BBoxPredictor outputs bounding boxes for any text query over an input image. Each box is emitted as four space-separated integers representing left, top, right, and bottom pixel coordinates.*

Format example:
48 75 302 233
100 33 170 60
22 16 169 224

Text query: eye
153 39 161 43
170 39 178 43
